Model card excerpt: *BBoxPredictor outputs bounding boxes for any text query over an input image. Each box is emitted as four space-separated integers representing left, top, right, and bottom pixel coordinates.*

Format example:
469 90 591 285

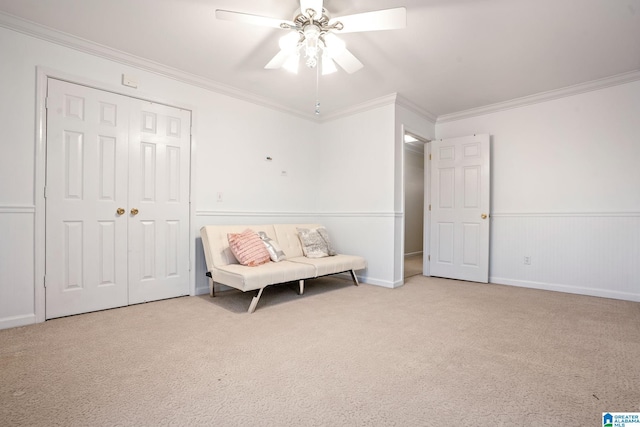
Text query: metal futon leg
349 269 360 286
248 288 265 314
206 272 215 297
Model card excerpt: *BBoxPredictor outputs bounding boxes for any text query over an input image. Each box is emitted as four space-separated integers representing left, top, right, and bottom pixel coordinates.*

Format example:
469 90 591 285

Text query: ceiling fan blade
265 50 291 69
332 48 363 74
330 7 406 33
300 0 324 17
216 10 293 29
326 43 363 74
322 56 338 75
324 33 363 74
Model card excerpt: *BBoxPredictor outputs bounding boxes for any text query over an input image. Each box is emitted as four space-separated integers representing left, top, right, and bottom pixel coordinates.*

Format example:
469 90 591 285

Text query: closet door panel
128 101 191 304
46 79 192 318
45 79 129 319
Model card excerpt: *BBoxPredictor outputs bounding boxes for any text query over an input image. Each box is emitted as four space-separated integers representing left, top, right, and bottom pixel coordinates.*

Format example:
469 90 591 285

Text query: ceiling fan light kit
216 1 406 115
216 1 406 75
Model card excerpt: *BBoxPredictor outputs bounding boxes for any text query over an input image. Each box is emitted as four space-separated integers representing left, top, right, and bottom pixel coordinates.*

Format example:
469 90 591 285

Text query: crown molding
437 69 640 123
319 92 438 123
319 93 399 122
7 11 636 127
395 94 438 123
1 11 440 125
0 11 320 122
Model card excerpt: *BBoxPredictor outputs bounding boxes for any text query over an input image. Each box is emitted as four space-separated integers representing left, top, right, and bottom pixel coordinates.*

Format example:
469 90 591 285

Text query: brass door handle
481 213 488 219
131 208 139 216
116 208 125 216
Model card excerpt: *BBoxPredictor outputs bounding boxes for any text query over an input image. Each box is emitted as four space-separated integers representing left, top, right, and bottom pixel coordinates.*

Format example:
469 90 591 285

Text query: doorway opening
403 131 429 279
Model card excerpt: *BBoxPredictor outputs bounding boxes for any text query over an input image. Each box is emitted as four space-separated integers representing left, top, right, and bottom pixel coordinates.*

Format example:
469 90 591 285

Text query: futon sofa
200 224 367 313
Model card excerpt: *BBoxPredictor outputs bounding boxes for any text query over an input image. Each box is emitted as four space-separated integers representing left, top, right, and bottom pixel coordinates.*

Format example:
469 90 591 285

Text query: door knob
481 213 488 219
131 208 139 215
116 208 125 215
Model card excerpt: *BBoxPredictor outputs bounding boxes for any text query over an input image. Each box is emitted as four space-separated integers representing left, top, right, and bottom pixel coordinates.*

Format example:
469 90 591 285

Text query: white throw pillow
258 231 287 262
297 227 337 258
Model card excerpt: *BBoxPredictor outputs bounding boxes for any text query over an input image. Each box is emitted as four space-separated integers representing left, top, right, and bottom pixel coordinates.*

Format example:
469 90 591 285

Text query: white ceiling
1 0 639 118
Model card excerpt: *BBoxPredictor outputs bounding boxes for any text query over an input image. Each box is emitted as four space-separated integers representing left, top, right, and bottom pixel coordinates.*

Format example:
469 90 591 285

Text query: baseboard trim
195 285 210 296
0 314 36 330
490 277 640 302
359 276 396 288
333 271 392 288
405 251 423 258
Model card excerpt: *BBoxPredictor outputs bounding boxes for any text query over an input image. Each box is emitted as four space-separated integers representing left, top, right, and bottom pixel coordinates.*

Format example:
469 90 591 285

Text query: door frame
399 124 431 282
34 67 197 323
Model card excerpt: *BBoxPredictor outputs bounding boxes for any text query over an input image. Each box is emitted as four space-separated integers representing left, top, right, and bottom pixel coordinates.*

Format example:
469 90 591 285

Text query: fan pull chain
315 63 320 115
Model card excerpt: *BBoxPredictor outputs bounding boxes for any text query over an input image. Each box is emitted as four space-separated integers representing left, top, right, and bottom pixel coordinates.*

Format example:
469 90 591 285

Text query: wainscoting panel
0 207 36 329
489 213 640 301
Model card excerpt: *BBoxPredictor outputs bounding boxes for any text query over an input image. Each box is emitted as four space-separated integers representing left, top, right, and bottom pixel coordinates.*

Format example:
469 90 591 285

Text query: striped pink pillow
227 229 271 267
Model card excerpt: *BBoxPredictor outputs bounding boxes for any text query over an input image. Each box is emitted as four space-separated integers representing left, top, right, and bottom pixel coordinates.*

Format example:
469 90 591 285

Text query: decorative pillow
297 227 337 258
258 231 287 262
227 229 271 267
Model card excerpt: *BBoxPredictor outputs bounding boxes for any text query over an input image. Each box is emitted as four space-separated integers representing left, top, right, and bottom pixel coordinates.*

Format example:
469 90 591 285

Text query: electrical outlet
524 256 531 265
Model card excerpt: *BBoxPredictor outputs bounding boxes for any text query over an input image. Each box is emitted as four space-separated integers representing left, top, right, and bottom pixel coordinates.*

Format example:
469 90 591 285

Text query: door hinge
428 255 431 261
429 154 432 160
43 276 47 288
45 97 49 109
44 186 47 198
428 204 431 211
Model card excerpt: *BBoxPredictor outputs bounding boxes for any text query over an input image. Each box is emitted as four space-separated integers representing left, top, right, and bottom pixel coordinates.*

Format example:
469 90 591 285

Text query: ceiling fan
216 0 406 75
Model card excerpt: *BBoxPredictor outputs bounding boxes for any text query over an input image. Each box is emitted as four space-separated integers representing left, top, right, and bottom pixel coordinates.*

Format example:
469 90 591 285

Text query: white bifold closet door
45 78 190 319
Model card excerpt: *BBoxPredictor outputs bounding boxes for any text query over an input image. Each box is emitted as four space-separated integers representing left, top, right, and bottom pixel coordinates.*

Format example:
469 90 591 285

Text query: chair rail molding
0 205 35 213
195 210 399 218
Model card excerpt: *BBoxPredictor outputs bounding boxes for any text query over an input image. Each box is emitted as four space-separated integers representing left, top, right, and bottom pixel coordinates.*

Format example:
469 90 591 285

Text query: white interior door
45 79 191 319
128 101 191 304
45 79 130 318
429 134 490 283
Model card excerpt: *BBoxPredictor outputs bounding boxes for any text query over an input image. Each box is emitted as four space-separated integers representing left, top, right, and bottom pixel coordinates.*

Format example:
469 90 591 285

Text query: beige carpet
1 276 639 426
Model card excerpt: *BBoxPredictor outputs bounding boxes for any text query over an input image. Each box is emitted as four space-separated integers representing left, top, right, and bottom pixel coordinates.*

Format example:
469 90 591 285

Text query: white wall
314 105 397 287
0 26 321 328
436 80 640 301
313 103 435 288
